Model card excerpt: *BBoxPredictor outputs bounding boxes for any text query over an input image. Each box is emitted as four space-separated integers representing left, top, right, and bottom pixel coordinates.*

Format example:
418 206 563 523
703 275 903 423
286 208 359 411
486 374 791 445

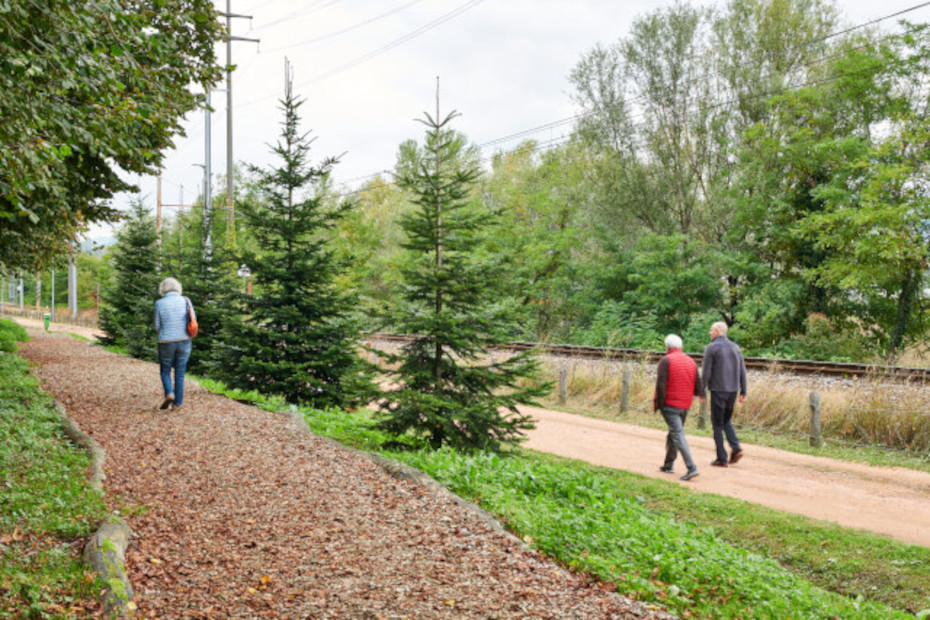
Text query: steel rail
367 333 930 382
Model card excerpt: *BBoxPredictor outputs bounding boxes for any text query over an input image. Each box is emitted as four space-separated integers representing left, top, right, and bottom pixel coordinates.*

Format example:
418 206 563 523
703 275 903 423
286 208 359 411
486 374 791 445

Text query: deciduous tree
0 0 223 270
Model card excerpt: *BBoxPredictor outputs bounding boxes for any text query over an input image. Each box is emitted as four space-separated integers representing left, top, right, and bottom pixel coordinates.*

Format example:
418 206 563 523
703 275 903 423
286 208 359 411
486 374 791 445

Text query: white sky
94 0 929 238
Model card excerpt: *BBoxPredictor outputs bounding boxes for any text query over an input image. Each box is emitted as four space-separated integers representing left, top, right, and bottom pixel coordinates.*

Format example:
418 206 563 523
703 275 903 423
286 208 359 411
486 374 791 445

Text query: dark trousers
710 391 741 463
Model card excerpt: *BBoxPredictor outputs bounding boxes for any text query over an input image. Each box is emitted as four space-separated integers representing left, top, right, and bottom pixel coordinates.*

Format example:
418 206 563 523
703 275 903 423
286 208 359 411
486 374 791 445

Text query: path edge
54 401 135 617
277 410 533 553
56 402 106 493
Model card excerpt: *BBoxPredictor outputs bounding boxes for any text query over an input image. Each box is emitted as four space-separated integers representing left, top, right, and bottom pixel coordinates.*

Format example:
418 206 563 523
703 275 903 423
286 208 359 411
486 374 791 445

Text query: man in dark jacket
701 321 747 467
653 334 703 481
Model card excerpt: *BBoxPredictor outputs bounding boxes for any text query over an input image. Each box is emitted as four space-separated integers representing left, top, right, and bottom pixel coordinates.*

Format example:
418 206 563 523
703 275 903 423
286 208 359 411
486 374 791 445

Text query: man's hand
738 394 747 403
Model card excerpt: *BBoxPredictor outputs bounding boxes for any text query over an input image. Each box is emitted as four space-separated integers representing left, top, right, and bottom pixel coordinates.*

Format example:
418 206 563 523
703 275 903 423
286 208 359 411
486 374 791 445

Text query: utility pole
156 170 163 242
221 1 259 246
178 185 184 268
204 91 213 258
68 254 78 320
433 76 443 383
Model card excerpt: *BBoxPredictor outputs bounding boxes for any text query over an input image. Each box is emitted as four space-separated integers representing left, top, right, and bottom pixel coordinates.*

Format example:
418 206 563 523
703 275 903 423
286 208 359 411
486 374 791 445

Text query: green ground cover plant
0 328 108 615
0 320 27 354
197 377 928 618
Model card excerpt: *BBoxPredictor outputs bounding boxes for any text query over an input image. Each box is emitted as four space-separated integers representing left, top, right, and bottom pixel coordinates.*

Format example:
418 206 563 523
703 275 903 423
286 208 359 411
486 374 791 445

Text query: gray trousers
661 406 696 471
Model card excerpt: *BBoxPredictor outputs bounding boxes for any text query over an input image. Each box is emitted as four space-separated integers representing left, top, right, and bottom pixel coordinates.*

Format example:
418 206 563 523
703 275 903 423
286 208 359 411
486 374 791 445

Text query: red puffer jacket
654 348 702 411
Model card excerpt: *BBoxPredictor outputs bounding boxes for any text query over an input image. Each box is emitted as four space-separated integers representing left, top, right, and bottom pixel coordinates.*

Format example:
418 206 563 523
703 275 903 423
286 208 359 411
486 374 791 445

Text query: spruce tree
98 199 161 360
377 102 548 452
212 72 370 407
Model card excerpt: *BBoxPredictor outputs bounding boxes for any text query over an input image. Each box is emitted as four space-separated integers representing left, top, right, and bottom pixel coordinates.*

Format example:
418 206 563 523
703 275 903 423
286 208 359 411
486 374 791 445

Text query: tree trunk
888 269 920 361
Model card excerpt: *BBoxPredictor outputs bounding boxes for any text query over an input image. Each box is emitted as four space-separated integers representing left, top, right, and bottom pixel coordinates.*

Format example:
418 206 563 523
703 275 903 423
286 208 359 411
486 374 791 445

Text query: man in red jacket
653 334 703 481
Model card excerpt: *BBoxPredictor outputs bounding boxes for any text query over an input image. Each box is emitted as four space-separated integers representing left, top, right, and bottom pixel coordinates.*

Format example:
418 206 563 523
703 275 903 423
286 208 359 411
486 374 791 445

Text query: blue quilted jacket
154 292 195 343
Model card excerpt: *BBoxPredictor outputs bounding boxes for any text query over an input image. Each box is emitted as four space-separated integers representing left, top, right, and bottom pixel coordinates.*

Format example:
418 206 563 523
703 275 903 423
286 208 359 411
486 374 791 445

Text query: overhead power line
337 19 930 201
303 0 485 85
240 1 930 201
478 2 930 156
253 0 341 32
263 0 425 53
239 0 485 108
814 0 930 44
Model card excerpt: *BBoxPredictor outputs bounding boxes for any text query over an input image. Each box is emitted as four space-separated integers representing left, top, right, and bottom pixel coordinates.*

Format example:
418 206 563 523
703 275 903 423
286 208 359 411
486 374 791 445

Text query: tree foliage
212 80 371 408
376 105 548 451
0 0 223 270
98 200 160 359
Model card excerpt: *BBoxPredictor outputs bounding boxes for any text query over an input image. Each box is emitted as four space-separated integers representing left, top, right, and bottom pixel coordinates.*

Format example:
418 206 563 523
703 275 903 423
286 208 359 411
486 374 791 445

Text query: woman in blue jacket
154 277 195 411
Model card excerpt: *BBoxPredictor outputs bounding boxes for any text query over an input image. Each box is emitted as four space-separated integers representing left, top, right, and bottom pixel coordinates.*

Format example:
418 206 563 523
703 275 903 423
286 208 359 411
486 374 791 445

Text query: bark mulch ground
21 332 671 619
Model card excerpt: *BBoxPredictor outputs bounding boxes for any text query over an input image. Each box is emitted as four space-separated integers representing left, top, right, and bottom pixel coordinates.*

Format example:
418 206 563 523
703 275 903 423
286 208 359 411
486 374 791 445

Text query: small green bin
43 313 51 331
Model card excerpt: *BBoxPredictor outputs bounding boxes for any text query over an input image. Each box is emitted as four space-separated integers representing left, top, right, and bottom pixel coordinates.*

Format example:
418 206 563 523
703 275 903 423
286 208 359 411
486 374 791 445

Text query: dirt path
21 331 666 618
521 405 930 548
9 316 103 341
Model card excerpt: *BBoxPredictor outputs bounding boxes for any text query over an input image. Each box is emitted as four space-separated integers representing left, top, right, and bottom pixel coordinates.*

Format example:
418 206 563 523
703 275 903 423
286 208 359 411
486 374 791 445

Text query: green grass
0 319 28 354
0 319 29 344
196 379 929 618
0 346 108 617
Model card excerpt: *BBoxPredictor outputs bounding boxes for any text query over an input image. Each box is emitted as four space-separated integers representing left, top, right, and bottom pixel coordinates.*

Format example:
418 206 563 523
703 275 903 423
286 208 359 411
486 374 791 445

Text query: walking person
653 334 702 481
701 321 747 467
154 277 195 411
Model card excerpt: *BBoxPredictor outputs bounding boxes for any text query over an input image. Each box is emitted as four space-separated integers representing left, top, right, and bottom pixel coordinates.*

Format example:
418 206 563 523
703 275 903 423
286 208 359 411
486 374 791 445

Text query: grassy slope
0 321 108 616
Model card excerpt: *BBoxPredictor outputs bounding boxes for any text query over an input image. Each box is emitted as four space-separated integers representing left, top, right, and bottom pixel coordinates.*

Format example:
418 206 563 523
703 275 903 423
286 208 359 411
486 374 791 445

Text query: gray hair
159 277 182 296
664 334 683 350
711 321 728 336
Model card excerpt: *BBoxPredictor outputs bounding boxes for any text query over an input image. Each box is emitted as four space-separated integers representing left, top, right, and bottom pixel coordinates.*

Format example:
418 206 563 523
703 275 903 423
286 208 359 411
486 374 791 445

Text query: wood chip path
21 331 669 619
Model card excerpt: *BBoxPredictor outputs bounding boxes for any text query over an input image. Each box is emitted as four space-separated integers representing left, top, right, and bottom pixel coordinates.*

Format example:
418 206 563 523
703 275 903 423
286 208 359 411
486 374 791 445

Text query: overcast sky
96 0 930 238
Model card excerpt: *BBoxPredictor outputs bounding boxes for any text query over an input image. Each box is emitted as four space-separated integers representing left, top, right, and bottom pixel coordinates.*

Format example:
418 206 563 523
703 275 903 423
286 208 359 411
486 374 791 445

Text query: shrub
770 313 875 362
0 318 29 342
0 332 15 353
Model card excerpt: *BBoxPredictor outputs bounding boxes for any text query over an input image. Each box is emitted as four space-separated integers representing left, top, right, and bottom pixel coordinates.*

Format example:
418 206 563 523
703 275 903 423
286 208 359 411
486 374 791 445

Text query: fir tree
212 69 371 407
378 101 549 452
98 199 161 360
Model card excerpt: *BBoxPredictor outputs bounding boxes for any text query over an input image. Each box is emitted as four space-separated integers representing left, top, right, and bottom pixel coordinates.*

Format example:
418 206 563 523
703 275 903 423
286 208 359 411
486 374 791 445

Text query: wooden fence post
620 368 631 414
558 365 568 405
809 391 823 448
698 392 707 429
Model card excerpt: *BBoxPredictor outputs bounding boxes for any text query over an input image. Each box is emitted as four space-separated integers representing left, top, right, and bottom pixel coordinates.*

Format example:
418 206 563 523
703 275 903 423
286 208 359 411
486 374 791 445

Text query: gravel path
21 331 669 619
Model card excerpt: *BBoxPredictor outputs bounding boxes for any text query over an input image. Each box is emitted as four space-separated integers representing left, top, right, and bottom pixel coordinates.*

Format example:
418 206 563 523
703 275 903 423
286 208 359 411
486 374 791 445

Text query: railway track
368 333 930 382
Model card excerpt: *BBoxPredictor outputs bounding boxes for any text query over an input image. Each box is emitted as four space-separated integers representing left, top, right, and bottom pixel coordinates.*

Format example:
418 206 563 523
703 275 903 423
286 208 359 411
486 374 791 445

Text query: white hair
664 334 683 350
711 321 728 336
159 277 182 296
